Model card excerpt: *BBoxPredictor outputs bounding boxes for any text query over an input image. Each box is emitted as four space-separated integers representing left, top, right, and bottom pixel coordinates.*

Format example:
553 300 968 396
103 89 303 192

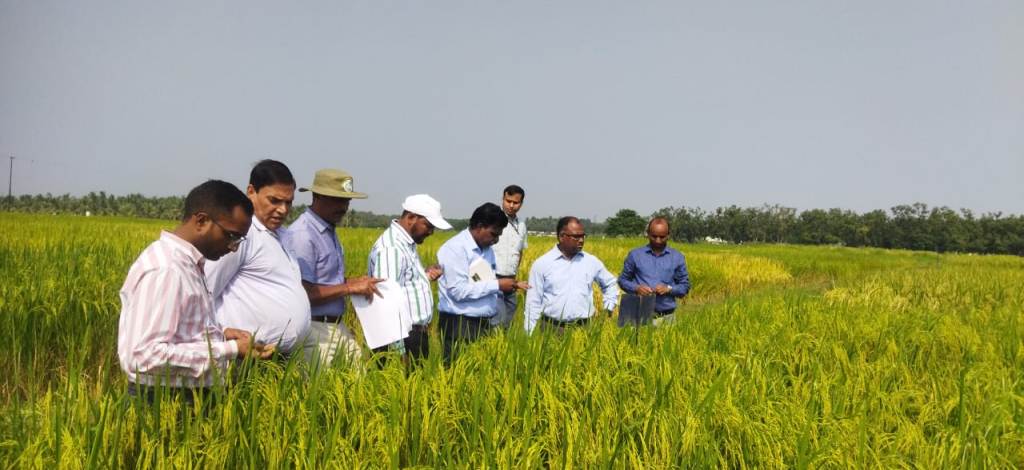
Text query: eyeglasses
210 218 246 247
560 232 586 241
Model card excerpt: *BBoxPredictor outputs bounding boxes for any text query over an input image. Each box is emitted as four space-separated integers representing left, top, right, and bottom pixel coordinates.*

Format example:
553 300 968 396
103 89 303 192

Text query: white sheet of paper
351 280 410 350
468 257 496 282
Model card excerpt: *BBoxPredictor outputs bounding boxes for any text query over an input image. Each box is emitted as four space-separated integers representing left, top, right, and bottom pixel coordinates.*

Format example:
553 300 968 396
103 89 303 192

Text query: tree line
3 193 1022 256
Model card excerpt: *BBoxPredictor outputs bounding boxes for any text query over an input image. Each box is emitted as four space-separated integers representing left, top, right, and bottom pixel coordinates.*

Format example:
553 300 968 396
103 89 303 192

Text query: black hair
182 180 254 221
556 216 581 235
249 159 295 192
470 202 509 229
647 217 671 232
503 184 525 198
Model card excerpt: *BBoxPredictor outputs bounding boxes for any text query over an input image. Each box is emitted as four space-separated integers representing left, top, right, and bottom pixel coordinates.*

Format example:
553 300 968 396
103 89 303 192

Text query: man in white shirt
206 160 312 355
490 184 528 328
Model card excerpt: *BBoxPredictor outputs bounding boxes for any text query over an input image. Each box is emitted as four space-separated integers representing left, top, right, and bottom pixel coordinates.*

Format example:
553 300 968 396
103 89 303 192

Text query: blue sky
2 1 1021 220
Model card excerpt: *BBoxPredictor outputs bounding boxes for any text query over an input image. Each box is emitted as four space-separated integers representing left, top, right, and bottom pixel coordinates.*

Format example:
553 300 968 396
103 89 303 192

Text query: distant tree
605 209 646 237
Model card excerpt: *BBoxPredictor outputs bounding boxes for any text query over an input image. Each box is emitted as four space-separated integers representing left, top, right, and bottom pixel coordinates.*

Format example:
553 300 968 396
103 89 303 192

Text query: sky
1 1 1022 220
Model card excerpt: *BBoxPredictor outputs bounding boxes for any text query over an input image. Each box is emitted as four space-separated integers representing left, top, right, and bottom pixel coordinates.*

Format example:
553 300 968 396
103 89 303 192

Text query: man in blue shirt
617 217 690 324
524 216 619 334
283 168 383 368
437 202 529 363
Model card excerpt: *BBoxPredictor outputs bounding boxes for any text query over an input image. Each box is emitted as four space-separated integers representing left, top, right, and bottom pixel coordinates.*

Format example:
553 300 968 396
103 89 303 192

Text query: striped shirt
368 220 433 326
492 213 527 276
117 231 239 388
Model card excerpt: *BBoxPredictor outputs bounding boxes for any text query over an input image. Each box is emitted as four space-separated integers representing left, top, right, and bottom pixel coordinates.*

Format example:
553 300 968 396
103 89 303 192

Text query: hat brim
299 187 368 199
425 214 453 230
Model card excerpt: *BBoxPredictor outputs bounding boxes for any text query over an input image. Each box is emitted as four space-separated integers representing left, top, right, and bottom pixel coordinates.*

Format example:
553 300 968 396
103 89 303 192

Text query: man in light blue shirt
282 168 382 368
524 216 619 334
437 202 528 363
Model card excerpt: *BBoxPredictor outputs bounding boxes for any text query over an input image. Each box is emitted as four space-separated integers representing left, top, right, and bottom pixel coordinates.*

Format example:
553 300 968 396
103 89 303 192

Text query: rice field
1 212 1022 468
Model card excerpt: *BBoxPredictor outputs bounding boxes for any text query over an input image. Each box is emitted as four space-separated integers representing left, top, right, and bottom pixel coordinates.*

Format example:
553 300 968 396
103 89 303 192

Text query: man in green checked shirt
367 194 451 360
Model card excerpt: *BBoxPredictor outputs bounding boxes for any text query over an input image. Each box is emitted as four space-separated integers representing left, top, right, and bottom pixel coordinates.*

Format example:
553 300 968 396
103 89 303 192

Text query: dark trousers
438 311 492 364
372 325 430 361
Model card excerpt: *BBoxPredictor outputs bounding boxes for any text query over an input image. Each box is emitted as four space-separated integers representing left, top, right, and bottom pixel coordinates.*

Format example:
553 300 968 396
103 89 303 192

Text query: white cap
402 194 452 230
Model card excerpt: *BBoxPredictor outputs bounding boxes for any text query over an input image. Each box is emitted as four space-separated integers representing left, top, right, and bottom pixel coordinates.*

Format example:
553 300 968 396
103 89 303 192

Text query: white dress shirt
206 217 311 353
524 245 620 333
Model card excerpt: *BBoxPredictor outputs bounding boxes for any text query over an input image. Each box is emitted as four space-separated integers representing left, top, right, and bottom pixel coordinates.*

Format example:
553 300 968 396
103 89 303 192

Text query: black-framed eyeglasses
211 218 246 246
560 232 586 241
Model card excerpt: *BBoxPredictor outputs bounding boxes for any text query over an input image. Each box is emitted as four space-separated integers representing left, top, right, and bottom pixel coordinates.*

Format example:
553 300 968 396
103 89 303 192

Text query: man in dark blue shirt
618 217 690 323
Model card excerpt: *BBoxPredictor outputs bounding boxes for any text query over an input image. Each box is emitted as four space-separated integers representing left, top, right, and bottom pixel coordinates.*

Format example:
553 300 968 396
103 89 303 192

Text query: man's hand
225 328 263 359
654 284 672 296
425 264 443 281
498 278 519 293
252 342 276 359
347 276 384 300
514 280 531 291
635 284 655 296
223 328 252 345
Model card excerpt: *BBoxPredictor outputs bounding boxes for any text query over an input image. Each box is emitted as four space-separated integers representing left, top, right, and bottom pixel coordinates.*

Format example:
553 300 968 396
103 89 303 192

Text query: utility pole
6 154 12 200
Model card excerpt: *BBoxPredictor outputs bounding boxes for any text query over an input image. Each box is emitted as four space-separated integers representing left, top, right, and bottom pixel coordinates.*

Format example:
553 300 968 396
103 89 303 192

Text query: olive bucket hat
298 169 368 199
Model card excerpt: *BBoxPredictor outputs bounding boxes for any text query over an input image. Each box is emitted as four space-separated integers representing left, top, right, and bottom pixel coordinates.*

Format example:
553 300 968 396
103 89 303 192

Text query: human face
199 205 252 260
247 183 294 230
408 215 435 244
470 224 504 249
312 194 351 226
647 221 670 252
502 193 524 217
557 221 586 257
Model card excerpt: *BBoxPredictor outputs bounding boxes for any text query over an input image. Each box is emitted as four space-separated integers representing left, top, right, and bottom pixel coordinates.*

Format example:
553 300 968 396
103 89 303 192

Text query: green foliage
1 213 1023 466
605 209 646 237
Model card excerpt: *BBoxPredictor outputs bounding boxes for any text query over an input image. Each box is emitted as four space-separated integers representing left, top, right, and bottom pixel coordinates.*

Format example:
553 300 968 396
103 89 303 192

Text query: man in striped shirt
118 180 274 402
367 194 451 360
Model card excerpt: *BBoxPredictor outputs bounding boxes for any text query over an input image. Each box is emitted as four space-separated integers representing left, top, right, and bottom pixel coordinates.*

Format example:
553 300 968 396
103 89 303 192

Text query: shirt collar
390 219 415 246
460 229 484 255
251 216 280 239
551 244 583 262
644 245 673 257
160 230 206 268
305 208 333 234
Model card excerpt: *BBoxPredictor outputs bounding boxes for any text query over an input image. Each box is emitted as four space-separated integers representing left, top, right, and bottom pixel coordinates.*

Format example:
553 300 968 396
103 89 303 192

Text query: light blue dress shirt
524 245 620 333
437 229 500 317
281 209 346 318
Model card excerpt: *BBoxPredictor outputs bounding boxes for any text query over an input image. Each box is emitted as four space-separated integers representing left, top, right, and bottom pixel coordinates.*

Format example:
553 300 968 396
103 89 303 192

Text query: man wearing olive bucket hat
282 169 383 369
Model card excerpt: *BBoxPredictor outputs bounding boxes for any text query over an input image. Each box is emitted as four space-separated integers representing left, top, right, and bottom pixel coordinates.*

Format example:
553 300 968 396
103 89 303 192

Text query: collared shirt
281 208 346 318
206 217 311 353
524 245 620 333
492 212 527 276
437 229 500 317
117 231 238 387
618 245 691 312
368 220 434 326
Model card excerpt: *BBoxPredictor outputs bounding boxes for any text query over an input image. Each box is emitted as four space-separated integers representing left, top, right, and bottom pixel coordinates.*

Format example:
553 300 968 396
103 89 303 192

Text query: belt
541 315 591 328
496 275 516 279
311 315 344 324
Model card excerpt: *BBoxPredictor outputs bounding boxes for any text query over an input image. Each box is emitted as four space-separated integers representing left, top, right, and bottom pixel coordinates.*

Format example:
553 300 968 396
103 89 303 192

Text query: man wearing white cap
367 194 451 360
282 168 383 368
